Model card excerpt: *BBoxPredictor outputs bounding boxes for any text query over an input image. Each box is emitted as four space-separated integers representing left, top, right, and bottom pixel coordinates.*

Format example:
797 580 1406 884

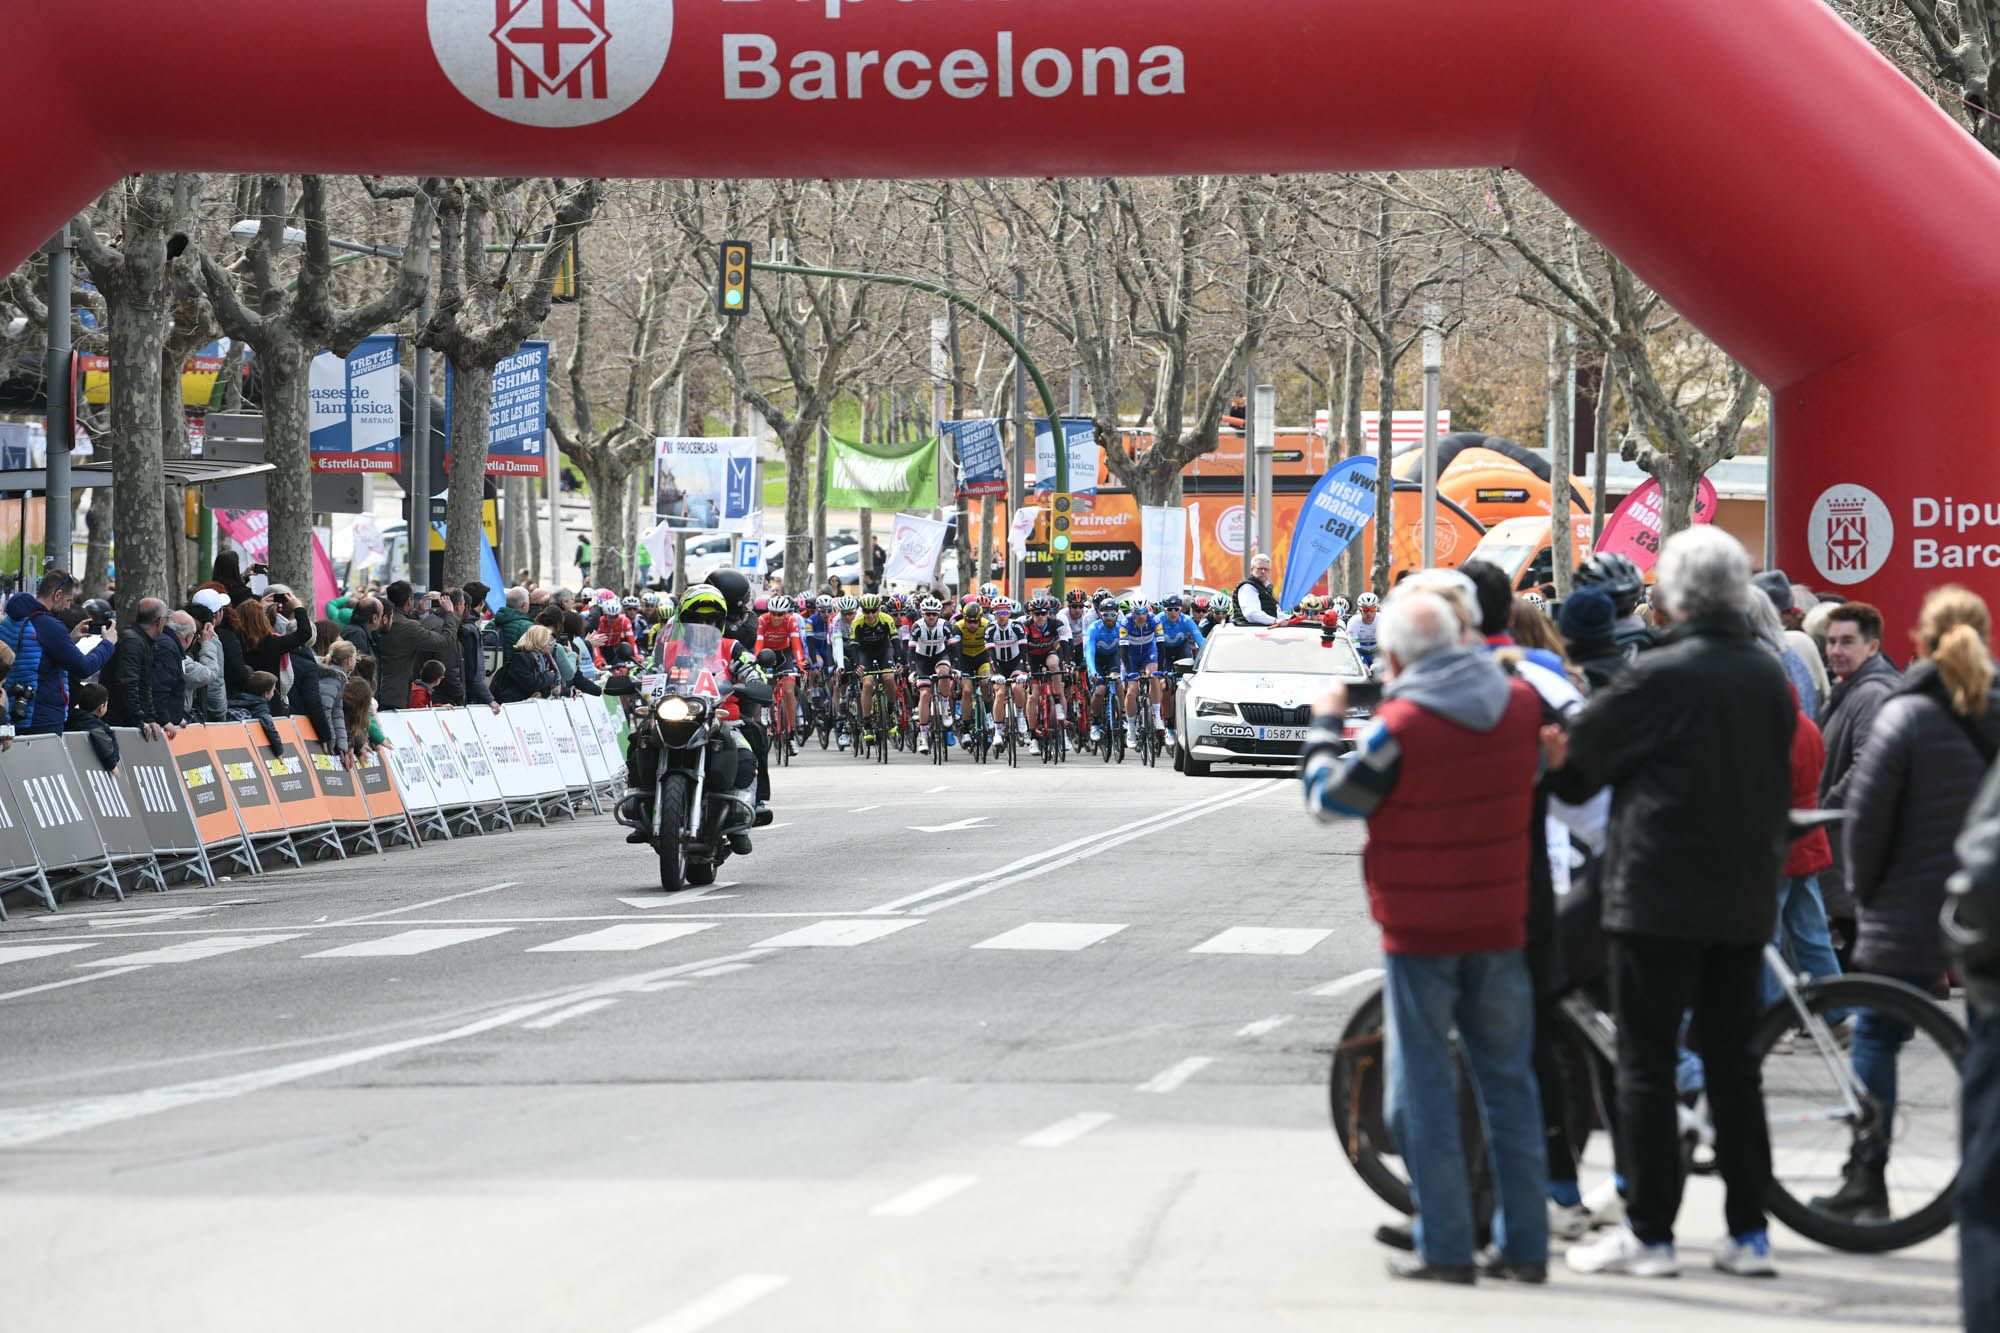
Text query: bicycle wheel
1756 974 1967 1253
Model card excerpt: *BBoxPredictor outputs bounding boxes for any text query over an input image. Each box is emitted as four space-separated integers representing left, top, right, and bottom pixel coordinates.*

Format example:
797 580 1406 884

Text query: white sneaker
1583 1178 1626 1230
1165 728 1179 750
1565 1226 1678 1278
1712 1232 1777 1278
917 733 930 753
836 732 848 750
1089 725 1103 744
1549 1201 1592 1242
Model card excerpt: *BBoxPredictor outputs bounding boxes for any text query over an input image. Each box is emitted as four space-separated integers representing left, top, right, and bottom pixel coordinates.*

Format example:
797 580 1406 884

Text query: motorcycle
605 623 773 892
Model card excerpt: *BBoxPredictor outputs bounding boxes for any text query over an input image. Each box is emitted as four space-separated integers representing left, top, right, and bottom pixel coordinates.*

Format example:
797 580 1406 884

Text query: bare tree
71 174 199 618
200 175 439 593
1836 0 2000 156
420 177 604 587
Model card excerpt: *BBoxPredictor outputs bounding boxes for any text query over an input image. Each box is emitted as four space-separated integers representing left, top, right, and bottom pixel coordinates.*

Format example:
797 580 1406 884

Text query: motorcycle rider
617 585 760 855
706 567 775 827
1573 552 1655 658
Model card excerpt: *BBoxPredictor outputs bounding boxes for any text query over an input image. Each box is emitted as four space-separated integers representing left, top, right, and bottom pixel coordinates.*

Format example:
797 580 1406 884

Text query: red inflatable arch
13 0 2000 624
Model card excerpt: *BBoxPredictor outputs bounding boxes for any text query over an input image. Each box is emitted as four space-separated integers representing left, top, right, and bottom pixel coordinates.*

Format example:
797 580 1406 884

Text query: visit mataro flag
824 433 941 510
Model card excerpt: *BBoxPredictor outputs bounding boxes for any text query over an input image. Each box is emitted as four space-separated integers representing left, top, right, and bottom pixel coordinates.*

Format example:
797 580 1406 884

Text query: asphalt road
0 749 1962 1331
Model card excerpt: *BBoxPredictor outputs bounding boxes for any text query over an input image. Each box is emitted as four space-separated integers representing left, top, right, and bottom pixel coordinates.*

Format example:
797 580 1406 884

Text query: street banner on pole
446 341 551 477
653 437 761 534
1279 456 1380 609
1139 506 1189 602
309 334 402 473
1032 419 1101 503
1008 505 1042 560
1594 475 1720 572
883 512 950 586
942 420 1008 498
825 433 941 510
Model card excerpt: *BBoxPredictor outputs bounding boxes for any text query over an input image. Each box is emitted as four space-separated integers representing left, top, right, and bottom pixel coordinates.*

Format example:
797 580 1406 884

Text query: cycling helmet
1522 592 1547 608
837 596 859 613
859 593 882 613
1357 592 1380 609
753 596 769 615
658 596 677 617
621 596 641 612
1297 594 1325 614
677 586 729 625
1097 599 1119 618
968 595 989 614
920 597 943 614
1575 552 1645 616
1161 595 1184 612
1116 595 1135 613
993 599 1014 617
706 567 751 617
773 595 798 615
1094 586 1110 600
1066 588 1087 607
1331 597 1351 617
815 595 836 611
979 582 1001 601
1213 593 1233 615
1190 596 1209 614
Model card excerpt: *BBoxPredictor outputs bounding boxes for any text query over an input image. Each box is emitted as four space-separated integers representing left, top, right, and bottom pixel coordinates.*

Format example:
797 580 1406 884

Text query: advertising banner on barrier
470 706 538 803
63 733 150 860
213 725 289 838
353 746 410 825
9 737 107 872
171 727 254 844
540 700 592 793
506 704 565 798
292 719 372 826
0 768 42 876
567 697 614 786
436 713 506 810
401 712 480 811
257 722 323 822
119 729 204 857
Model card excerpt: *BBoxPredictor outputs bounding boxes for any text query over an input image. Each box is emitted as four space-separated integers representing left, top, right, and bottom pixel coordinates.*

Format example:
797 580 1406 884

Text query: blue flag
1279 456 1379 609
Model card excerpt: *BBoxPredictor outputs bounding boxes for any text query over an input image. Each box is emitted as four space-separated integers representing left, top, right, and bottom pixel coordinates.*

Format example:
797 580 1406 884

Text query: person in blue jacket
1 570 117 736
1081 599 1127 747
1119 600 1164 750
1155 595 1207 750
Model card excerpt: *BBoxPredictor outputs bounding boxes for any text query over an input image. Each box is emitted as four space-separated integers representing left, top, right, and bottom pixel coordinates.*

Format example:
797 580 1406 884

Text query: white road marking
520 997 620 1031
1020 1112 1115 1148
304 928 513 959
1307 968 1384 998
629 1274 790 1333
635 979 693 993
870 1174 980 1217
1137 1056 1214 1094
1191 927 1332 956
329 881 520 925
0 949 776 1148
0 966 148 1003
752 919 921 948
873 780 1280 915
529 923 716 953
924 785 952 793
908 816 993 833
0 943 100 966
686 963 756 978
78 935 305 967
971 922 1127 952
1235 1014 1295 1039
851 804 881 813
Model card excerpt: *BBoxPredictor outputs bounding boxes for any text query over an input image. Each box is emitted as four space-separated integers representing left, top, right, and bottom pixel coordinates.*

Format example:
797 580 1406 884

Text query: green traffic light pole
748 260 1070 598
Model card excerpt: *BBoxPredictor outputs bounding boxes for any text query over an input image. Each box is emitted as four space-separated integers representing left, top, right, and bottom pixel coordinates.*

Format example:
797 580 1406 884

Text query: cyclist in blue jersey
1154 595 1206 751
1119 600 1164 752
1081 599 1127 747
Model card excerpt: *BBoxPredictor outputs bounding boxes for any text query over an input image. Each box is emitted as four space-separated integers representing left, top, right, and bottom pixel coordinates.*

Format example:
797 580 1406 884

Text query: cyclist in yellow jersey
954 597 997 737
850 595 899 740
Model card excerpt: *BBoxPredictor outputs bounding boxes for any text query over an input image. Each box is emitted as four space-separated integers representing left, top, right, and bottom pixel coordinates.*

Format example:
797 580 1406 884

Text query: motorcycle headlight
660 697 706 724
1196 699 1238 717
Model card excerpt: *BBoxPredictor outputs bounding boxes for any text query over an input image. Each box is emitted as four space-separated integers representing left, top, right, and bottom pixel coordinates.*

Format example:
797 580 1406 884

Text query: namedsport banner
309 334 401 473
823 433 940 510
1279 456 1379 608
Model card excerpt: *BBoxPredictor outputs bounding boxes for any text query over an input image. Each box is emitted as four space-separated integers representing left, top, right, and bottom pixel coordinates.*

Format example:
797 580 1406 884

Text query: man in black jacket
1545 528 1794 1280
340 597 382 659
105 597 168 735
374 580 460 710
1948 766 2000 1332
1818 602 1900 943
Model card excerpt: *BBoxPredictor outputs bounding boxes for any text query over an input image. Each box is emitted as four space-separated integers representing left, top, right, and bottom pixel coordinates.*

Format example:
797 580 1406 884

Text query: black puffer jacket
1547 613 1795 946
1843 661 2000 978
1817 652 1902 917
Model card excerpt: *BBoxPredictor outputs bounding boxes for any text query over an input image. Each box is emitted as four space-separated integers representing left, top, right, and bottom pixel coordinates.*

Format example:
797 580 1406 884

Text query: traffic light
1051 493 1074 554
718 240 751 317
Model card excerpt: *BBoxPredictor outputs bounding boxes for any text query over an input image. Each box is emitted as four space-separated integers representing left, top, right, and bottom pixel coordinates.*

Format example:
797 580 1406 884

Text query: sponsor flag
1279 456 1379 608
824 433 941 510
1594 475 1719 572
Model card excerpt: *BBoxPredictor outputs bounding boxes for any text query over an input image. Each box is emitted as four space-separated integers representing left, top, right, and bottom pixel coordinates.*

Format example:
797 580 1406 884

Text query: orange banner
208 723 291 837
289 719 373 826
167 726 247 847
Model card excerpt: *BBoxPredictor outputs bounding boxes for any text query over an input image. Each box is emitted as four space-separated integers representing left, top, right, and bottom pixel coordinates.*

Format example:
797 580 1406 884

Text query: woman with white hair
1544 527 1798 1279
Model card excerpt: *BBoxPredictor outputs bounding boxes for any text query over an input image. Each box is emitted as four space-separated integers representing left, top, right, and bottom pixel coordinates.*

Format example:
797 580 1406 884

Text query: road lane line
1136 1056 1214 1094
520 998 620 1031
1020 1112 1115 1148
304 928 512 959
1307 968 1383 998
1190 927 1332 956
686 963 756 978
752 919 921 948
629 1274 790 1333
0 949 776 1149
528 923 716 953
0 943 100 966
972 923 1127 952
850 804 881 812
327 881 521 925
78 935 305 967
924 785 952 793
1235 1014 1295 1039
870 1175 980 1217
0 966 148 1003
881 780 1281 915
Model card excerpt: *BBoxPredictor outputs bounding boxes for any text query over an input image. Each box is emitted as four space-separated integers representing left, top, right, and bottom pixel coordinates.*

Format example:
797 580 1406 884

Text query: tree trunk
525 474 542 584
1549 322 1576 599
104 288 170 624
1591 351 1617 547
502 475 528 583
1371 351 1395 596
812 426 830 589
444 357 491 588
782 425 811 592
1340 337 1366 600
160 346 192 600
977 496 995 589
82 488 113 597
260 342 317 597
1657 452 1701 545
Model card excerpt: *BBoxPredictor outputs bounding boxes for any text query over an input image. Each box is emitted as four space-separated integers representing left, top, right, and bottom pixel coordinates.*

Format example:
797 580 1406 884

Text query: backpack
2 614 43 723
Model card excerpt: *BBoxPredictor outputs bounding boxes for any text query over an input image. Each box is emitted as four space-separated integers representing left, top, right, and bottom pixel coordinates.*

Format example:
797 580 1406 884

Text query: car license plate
1257 726 1306 743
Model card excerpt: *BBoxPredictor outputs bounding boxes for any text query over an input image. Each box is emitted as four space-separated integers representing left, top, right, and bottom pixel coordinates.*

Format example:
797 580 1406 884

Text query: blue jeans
1759 875 1844 1012
1850 969 1939 1163
1383 948 1550 1268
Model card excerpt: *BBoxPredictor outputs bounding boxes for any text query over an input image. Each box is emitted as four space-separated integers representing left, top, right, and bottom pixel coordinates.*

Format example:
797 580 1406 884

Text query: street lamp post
1421 303 1443 570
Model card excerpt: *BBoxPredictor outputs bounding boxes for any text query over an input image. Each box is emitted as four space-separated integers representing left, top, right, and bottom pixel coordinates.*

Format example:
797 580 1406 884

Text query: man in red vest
1303 588 1550 1285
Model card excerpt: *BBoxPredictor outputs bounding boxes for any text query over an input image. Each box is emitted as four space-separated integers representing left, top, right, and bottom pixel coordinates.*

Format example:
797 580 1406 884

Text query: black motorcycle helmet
1574 552 1645 617
81 598 115 627
706 567 752 619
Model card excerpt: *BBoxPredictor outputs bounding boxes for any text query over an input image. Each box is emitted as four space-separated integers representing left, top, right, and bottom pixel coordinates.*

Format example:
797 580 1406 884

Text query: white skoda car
1171 625 1373 777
